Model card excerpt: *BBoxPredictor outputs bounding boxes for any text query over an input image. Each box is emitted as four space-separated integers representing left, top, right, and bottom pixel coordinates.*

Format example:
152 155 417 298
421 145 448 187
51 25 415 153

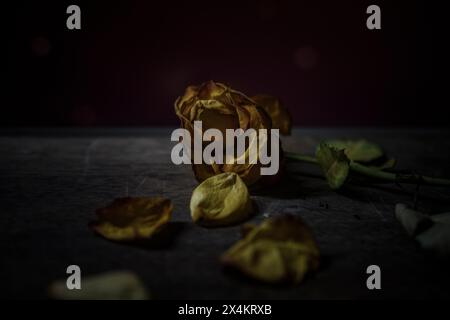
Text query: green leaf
324 139 383 163
316 142 350 190
368 158 396 170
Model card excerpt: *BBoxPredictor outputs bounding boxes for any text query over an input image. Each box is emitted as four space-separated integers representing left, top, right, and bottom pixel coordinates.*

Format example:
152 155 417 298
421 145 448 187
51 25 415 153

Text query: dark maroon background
5 1 438 127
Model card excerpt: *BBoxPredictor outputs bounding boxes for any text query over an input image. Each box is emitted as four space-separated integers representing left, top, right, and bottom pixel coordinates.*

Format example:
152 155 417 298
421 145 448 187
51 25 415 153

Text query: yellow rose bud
190 172 254 227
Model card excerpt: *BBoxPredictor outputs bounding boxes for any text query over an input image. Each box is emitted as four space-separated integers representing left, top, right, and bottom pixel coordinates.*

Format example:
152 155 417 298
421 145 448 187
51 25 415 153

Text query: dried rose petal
221 215 320 284
190 172 253 227
90 197 172 241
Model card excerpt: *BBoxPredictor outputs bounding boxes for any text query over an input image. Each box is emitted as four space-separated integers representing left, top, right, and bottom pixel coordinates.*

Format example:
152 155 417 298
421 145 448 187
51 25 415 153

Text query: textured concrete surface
1 128 450 299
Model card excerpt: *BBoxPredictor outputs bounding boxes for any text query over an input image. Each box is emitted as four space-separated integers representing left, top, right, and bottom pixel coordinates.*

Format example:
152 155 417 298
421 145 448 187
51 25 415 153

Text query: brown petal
90 197 172 242
198 80 227 99
221 215 320 284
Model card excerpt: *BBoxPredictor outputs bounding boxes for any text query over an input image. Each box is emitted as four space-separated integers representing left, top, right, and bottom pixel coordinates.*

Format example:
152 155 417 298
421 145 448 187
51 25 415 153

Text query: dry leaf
221 215 320 284
325 139 396 171
90 197 172 241
324 139 383 163
190 172 253 227
316 142 350 190
49 271 150 300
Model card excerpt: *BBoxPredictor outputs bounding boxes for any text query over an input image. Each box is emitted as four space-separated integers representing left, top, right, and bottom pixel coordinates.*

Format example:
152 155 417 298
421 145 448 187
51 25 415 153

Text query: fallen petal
221 215 319 284
395 203 432 236
90 197 172 241
190 172 254 227
49 271 150 300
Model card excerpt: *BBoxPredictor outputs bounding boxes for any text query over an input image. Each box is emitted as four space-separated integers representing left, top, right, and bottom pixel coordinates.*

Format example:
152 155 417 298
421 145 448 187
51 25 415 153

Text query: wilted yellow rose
252 94 292 135
221 215 320 284
175 80 282 186
190 172 253 227
90 197 172 241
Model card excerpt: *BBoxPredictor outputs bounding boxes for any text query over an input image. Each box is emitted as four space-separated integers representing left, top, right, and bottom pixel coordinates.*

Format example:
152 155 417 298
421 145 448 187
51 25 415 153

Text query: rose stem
285 152 450 188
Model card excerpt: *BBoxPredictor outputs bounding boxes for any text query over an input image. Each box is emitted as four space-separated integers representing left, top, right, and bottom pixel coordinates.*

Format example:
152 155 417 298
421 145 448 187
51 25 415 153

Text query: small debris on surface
319 201 329 209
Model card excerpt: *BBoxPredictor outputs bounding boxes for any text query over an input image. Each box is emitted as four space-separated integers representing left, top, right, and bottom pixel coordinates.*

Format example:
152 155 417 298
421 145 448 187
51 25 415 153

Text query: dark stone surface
1 128 450 299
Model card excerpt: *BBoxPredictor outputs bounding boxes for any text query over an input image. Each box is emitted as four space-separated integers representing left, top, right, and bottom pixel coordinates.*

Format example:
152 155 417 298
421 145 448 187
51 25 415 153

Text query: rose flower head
174 81 285 186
